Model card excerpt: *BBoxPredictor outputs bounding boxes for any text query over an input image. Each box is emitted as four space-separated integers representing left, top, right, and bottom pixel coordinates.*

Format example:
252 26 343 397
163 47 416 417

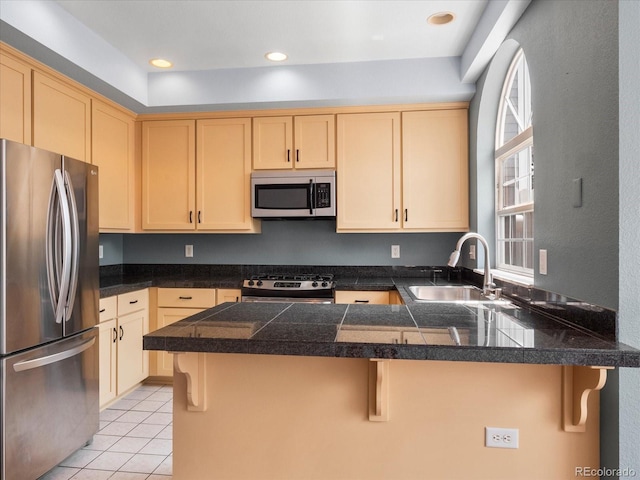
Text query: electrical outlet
99 245 104 259
185 245 194 258
485 427 519 449
539 249 547 275
391 245 400 258
469 245 476 260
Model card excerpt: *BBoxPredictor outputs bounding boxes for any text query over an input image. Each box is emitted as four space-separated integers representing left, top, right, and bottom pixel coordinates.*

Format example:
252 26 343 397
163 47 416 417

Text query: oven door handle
309 179 314 215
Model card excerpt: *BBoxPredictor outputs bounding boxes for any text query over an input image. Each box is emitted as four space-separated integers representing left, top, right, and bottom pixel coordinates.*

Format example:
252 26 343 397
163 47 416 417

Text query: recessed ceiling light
265 52 288 62
427 12 455 25
149 58 173 69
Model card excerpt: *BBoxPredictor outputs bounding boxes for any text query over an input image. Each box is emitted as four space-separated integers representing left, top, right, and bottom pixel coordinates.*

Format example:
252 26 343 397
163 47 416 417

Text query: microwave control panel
315 183 332 207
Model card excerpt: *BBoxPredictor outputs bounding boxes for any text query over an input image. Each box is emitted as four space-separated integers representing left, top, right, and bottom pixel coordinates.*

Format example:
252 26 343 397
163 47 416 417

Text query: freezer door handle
12 337 96 372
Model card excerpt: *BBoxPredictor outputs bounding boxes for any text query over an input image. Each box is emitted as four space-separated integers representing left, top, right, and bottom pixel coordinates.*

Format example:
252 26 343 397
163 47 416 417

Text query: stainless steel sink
405 285 511 305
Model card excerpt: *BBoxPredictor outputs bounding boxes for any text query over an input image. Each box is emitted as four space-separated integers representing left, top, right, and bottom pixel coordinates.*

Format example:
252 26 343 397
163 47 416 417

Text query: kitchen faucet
447 232 496 296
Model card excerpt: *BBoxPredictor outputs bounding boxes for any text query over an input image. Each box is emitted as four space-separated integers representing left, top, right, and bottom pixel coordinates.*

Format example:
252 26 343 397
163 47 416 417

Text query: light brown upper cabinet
33 71 91 162
336 109 469 232
142 120 196 230
336 112 401 231
0 52 32 144
92 100 136 231
253 115 335 170
196 118 259 231
142 118 259 232
401 109 469 231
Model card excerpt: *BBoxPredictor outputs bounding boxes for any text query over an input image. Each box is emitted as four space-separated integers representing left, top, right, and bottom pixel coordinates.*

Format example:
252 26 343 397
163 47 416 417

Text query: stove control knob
322 282 328 288
257 280 263 286
312 281 318 288
248 280 254 286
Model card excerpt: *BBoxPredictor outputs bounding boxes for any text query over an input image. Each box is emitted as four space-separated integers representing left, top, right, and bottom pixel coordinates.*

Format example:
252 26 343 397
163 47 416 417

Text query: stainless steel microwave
251 170 336 218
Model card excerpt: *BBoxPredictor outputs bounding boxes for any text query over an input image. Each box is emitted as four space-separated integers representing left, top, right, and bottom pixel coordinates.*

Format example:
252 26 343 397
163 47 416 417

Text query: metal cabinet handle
189 211 193 223
119 325 124 341
112 327 117 343
198 211 201 223
179 296 193 300
405 209 408 222
394 209 398 222
99 308 106 313
287 149 291 162
355 299 370 304
296 149 300 162
129 300 138 304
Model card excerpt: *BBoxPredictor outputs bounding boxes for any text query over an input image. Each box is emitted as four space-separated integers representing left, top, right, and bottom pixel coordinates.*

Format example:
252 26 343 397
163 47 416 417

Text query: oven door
242 296 334 304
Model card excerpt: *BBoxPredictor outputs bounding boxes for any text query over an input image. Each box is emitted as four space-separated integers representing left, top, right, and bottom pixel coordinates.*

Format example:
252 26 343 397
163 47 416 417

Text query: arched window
495 49 534 276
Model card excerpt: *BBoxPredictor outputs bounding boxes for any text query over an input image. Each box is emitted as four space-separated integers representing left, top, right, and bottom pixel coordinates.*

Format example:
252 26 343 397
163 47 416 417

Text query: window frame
495 49 534 277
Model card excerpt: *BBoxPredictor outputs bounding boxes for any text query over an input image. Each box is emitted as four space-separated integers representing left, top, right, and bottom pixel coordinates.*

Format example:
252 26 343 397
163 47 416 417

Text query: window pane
525 240 534 270
525 212 534 237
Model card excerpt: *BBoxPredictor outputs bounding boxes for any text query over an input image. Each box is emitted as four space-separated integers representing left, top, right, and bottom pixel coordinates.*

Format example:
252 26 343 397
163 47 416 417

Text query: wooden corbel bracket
173 352 207 412
369 359 390 422
562 365 614 432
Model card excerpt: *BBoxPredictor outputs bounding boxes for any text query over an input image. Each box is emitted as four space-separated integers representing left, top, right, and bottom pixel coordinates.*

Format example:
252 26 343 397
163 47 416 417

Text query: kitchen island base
171 353 600 480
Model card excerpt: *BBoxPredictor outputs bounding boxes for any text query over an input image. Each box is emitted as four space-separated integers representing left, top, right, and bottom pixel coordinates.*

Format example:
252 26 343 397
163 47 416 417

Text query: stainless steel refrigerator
1 139 100 480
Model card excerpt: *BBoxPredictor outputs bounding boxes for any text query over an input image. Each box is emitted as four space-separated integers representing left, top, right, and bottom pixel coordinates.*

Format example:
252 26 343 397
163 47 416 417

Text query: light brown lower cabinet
98 289 149 408
150 288 217 378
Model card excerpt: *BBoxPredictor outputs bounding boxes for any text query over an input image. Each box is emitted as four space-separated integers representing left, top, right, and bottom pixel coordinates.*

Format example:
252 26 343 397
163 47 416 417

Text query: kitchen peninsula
140 271 640 480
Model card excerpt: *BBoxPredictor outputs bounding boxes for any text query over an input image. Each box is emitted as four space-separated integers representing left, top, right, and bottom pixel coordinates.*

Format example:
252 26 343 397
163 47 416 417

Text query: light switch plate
391 245 400 259
185 245 194 258
539 249 547 275
99 245 103 259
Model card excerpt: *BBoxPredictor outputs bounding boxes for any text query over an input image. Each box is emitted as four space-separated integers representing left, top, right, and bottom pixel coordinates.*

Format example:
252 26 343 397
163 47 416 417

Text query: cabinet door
402 110 469 231
216 289 242 305
197 118 256 230
33 71 91 162
154 307 204 377
142 120 196 230
98 318 118 407
0 53 32 144
116 310 148 393
92 100 135 231
252 116 293 169
293 115 335 169
336 113 401 231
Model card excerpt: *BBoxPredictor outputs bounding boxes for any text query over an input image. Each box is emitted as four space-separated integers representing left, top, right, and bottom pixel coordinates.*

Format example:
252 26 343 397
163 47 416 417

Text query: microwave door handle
309 179 314 215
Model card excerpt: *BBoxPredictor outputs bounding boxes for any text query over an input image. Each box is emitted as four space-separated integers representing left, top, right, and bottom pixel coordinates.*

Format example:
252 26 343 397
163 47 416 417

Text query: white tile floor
40 384 173 480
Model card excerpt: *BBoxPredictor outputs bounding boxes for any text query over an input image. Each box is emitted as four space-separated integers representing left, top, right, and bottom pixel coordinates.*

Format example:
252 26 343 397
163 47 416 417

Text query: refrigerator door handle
12 337 96 372
64 170 80 322
50 169 72 324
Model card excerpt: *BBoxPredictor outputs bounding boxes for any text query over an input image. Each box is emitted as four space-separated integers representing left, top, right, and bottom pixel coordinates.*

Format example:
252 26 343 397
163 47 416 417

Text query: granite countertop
143 283 640 367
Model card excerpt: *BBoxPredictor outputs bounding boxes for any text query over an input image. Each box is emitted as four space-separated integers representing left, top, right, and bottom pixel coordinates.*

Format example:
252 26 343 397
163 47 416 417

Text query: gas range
241 273 335 303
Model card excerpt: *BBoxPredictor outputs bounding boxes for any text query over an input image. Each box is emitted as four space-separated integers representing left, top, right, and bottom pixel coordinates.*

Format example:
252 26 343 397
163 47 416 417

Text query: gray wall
473 0 619 310
469 0 638 475
618 0 640 474
100 223 462 267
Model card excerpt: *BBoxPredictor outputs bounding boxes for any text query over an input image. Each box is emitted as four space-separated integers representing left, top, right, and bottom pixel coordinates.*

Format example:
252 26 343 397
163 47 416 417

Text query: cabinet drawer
117 289 149 316
334 290 390 305
157 288 216 308
99 296 117 322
